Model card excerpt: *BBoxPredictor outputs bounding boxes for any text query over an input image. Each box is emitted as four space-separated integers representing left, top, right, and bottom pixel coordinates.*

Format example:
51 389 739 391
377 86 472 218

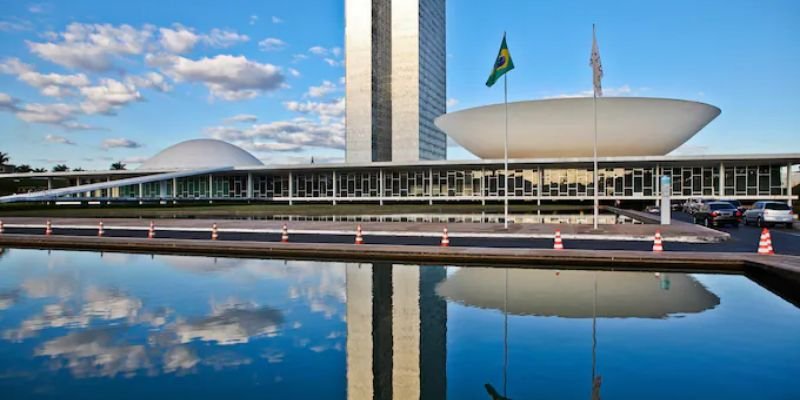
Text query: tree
52 164 69 172
0 152 8 165
110 161 126 171
73 167 85 172
32 167 47 173
14 164 32 173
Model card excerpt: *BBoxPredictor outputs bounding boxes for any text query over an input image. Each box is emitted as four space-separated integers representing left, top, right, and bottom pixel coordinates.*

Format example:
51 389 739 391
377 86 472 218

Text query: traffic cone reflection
652 230 664 252
355 225 364 245
148 221 155 239
281 224 289 243
45 220 53 236
211 223 219 240
553 230 564 250
0 220 4 235
98 221 105 237
757 228 774 255
440 227 450 247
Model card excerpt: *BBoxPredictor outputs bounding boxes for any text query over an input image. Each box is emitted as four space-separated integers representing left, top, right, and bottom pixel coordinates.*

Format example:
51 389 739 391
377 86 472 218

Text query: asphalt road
3 212 798 255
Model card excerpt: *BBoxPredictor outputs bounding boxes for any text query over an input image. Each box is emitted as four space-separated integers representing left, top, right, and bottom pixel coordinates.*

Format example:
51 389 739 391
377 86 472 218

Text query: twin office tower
345 0 448 163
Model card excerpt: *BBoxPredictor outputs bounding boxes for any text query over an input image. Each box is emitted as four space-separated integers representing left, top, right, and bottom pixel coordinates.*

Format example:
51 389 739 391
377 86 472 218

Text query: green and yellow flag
486 34 514 87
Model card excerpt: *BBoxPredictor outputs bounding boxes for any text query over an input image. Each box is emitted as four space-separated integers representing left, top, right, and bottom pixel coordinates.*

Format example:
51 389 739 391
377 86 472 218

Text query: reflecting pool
0 248 798 399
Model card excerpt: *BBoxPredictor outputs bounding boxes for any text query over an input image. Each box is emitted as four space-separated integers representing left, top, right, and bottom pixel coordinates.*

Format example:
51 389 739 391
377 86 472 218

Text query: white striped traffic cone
148 221 155 239
553 230 564 250
98 221 105 237
281 224 289 243
440 227 450 247
652 230 664 252
355 225 364 245
211 223 219 240
757 228 774 255
45 220 53 236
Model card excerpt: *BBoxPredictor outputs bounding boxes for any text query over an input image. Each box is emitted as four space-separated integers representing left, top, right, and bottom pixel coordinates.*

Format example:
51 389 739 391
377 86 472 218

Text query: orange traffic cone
652 230 664 252
98 221 105 237
553 230 564 250
148 221 155 239
757 228 774 255
211 223 219 240
355 225 364 245
281 224 289 243
45 220 53 236
440 227 450 247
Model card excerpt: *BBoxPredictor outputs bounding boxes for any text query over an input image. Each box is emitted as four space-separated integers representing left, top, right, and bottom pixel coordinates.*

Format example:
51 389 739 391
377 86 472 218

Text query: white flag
590 26 603 97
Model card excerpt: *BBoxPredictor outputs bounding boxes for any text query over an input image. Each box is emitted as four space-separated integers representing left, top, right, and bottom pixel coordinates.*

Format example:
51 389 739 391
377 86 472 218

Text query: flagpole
592 24 599 230
504 71 509 229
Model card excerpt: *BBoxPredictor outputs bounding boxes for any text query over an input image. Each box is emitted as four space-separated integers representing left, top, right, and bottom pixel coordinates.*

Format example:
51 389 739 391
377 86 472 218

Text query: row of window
73 164 790 200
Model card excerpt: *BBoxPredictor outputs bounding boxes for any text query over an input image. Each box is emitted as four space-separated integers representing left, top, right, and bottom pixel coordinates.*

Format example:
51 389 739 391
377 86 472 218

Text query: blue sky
0 0 798 170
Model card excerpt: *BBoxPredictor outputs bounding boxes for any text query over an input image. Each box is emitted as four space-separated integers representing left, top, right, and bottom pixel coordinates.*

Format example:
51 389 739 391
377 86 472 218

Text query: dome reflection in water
0 249 798 399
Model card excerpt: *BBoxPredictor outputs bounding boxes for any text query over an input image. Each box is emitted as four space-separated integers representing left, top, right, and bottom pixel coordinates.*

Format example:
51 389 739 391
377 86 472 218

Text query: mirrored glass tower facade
345 0 447 163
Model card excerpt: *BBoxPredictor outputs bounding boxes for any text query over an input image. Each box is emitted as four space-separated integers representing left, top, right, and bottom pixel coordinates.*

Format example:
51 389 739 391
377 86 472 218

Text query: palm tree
110 161 126 171
32 167 47 173
14 164 32 173
52 164 69 172
73 167 85 172
0 152 9 165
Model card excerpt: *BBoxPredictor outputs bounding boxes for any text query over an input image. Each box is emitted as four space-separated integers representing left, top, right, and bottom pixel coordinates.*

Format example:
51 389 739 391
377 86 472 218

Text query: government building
0 0 797 208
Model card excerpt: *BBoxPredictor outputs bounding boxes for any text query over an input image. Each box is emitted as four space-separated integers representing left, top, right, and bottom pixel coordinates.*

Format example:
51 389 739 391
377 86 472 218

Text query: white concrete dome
434 97 721 159
138 139 264 170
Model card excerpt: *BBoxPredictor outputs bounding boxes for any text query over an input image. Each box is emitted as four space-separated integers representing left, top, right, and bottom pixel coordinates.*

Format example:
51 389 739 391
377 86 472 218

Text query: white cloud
447 98 458 108
0 18 34 32
288 68 300 77
308 46 328 56
271 16 283 24
206 97 346 154
121 156 148 164
125 72 171 92
0 92 18 111
16 102 77 124
249 15 259 25
45 134 76 145
79 78 142 115
258 37 287 52
148 53 285 101
323 58 343 67
27 23 155 71
284 97 345 121
159 25 199 54
306 80 336 98
28 4 47 13
224 114 258 124
1 57 91 97
291 54 308 63
203 29 249 48
102 138 142 149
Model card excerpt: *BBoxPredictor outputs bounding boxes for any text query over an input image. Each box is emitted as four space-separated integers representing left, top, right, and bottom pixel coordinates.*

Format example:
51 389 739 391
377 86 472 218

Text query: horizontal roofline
1 153 799 179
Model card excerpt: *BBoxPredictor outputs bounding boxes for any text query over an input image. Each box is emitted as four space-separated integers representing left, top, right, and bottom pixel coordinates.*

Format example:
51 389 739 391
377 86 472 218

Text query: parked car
693 201 741 227
684 198 714 215
645 205 660 214
720 199 746 215
743 201 794 228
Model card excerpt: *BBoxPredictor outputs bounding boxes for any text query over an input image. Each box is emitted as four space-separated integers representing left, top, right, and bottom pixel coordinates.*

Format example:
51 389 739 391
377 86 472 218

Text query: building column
332 170 338 205
47 177 53 191
247 173 253 200
75 177 82 198
480 168 486 206
138 182 144 204
538 168 544 215
379 169 384 206
172 178 178 204
208 174 213 203
288 171 294 206
788 162 794 207
719 163 725 199
655 164 661 206
428 168 433 206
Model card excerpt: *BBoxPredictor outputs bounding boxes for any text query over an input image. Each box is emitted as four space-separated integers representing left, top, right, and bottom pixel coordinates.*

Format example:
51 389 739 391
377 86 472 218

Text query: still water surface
0 248 797 399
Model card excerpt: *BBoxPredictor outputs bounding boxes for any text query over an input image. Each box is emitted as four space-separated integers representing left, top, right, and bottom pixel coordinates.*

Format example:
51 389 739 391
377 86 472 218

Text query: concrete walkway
0 234 797 281
0 216 730 243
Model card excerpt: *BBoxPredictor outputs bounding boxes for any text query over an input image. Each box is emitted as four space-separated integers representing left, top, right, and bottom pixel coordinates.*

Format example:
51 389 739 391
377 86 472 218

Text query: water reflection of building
346 263 447 400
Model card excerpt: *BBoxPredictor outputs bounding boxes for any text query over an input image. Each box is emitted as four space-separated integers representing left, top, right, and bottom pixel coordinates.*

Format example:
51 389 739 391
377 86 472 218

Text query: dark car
720 199 746 215
693 201 741 227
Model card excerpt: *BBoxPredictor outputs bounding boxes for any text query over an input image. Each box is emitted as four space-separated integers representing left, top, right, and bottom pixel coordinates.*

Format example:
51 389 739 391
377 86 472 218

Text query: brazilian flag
486 34 514 87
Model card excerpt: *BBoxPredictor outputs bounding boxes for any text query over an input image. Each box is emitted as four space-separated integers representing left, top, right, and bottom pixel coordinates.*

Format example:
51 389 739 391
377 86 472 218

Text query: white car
743 201 794 228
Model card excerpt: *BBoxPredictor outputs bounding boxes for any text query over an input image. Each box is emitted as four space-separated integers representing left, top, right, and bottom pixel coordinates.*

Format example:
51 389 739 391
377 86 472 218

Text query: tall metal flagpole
592 24 599 230
504 71 509 229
